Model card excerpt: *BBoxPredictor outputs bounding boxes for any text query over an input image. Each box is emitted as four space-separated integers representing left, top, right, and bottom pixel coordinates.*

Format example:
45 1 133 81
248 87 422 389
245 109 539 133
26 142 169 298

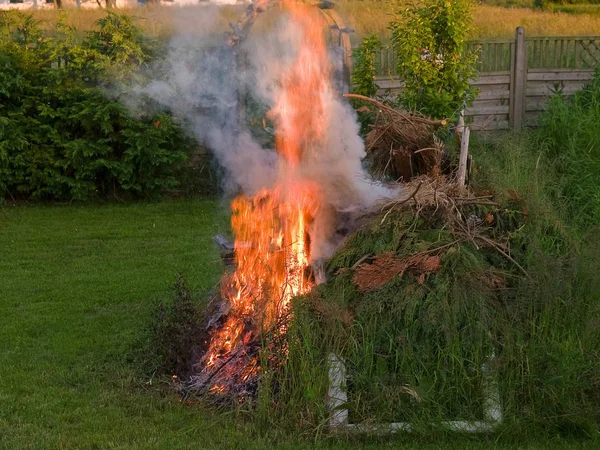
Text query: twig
417 239 462 256
351 254 374 269
414 147 438 154
454 199 500 206
195 345 246 392
382 143 394 175
457 232 529 278
379 182 423 225
343 94 447 127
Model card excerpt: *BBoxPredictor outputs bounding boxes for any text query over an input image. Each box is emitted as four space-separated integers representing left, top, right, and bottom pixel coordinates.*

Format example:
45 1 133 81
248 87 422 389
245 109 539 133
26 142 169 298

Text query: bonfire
186 0 350 398
181 0 518 406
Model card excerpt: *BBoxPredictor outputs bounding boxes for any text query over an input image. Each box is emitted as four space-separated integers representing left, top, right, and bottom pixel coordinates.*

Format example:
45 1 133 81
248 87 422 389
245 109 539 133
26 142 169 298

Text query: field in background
549 4 600 15
339 2 600 41
23 2 600 42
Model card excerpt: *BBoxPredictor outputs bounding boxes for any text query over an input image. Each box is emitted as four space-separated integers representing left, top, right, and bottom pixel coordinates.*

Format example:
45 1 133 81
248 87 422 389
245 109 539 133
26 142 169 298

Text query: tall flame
200 2 333 390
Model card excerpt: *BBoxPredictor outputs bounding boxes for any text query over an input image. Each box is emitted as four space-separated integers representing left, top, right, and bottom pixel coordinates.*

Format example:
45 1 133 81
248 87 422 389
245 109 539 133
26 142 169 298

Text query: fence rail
365 29 599 131
373 35 600 76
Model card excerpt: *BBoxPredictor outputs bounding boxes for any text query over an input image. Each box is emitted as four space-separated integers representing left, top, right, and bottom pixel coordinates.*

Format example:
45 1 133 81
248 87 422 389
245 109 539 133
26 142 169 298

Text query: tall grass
24 4 241 37
471 5 600 39
537 69 600 229
549 4 600 16
473 132 599 429
253 128 599 439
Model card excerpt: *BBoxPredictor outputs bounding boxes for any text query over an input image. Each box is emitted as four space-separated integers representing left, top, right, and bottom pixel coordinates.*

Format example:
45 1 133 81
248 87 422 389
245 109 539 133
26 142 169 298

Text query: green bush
351 34 381 98
0 12 194 201
389 0 478 120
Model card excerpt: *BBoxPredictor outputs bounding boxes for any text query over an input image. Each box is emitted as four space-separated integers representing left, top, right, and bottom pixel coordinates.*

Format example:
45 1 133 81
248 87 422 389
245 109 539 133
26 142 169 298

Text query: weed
142 274 208 378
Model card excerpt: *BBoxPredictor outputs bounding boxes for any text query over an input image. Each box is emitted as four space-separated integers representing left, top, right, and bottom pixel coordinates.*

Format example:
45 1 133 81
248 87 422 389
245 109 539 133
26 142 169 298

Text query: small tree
389 0 478 120
351 34 381 98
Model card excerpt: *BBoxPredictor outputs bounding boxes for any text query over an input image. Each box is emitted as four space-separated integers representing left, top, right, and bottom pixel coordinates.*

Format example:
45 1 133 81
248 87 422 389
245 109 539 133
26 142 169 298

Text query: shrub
389 0 478 120
351 34 381 98
0 11 194 201
145 274 207 377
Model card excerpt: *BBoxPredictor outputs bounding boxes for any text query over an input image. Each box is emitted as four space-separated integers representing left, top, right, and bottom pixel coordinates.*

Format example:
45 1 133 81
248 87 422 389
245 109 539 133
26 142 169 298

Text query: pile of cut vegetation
263 174 519 425
257 138 599 439
344 94 449 181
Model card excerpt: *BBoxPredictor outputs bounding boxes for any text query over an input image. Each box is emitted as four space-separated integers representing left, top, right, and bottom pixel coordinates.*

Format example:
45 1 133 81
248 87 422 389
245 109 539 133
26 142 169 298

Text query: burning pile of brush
174 1 521 405
179 0 358 400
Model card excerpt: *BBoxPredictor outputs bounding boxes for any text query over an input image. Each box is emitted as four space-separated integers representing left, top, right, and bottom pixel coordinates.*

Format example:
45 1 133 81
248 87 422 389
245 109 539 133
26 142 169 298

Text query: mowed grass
24 2 600 43
0 199 248 450
1 199 598 449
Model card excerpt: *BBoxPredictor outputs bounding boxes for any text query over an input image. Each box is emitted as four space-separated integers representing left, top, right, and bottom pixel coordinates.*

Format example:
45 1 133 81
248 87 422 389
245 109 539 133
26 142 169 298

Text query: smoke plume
127 6 396 258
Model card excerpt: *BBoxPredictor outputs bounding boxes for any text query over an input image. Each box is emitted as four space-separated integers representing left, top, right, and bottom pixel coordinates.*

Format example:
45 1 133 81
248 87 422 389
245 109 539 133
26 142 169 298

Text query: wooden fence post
511 27 527 130
457 126 470 188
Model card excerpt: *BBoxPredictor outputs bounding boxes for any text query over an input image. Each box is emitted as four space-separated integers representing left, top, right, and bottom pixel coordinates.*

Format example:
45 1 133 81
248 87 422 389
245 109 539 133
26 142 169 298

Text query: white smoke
126 6 279 195
126 6 397 257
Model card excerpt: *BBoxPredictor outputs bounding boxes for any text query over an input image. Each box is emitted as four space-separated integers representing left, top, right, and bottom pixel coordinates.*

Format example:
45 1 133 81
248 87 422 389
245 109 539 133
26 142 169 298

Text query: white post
482 353 503 424
457 126 470 187
328 354 348 427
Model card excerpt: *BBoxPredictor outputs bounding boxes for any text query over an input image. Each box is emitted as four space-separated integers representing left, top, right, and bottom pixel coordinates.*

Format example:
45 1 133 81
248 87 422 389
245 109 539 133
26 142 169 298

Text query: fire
199 2 333 393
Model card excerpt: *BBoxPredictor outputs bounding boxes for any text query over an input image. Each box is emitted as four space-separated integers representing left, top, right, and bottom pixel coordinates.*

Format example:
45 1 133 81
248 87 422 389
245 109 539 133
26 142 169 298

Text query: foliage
257 131 599 437
537 68 600 228
351 34 381 98
389 0 478 120
350 34 382 134
145 274 207 377
0 11 194 201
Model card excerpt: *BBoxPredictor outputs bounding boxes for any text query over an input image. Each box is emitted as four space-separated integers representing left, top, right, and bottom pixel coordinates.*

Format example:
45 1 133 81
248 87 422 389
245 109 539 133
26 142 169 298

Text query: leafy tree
351 34 381 98
389 0 478 120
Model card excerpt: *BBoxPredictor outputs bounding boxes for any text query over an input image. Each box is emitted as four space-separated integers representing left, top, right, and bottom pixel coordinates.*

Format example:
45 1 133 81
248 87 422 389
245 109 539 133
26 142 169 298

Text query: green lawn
0 199 597 449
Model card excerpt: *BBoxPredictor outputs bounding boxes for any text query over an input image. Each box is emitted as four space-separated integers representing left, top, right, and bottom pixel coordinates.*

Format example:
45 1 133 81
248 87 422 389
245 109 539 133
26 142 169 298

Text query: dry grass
471 5 600 39
28 5 241 37
21 2 600 41
336 2 600 41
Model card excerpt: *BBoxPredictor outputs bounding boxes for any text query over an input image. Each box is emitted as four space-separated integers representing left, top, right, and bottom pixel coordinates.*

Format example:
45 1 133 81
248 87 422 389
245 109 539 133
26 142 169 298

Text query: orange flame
201 3 332 387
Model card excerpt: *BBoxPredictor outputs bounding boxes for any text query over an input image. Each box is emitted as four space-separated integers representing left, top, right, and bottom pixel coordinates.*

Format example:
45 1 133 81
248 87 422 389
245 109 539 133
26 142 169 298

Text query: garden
0 1 599 449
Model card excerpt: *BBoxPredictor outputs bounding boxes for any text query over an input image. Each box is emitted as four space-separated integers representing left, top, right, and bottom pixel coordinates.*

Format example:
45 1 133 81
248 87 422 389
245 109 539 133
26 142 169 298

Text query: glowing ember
197 2 334 395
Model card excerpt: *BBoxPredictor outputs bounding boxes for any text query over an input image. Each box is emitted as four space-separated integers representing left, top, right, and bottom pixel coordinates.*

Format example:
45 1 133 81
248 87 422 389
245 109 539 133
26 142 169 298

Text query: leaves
389 0 478 120
352 34 381 98
0 11 192 201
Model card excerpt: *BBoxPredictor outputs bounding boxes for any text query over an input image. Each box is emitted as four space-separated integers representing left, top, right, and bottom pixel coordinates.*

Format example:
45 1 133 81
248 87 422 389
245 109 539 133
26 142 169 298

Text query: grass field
22 2 600 43
0 198 598 449
549 4 600 16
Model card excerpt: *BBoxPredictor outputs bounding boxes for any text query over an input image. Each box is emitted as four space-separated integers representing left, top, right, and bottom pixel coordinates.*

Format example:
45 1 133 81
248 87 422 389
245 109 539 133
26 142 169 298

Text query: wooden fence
370 29 599 130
